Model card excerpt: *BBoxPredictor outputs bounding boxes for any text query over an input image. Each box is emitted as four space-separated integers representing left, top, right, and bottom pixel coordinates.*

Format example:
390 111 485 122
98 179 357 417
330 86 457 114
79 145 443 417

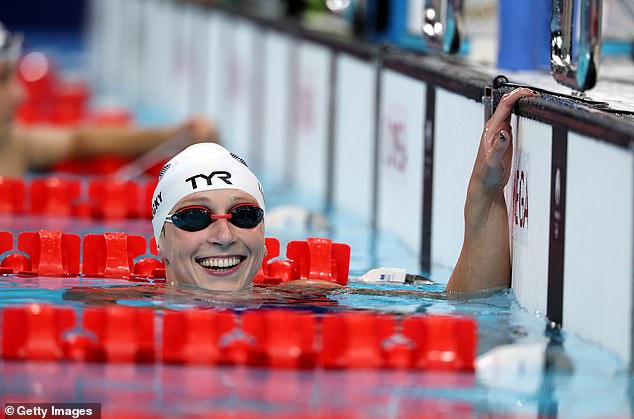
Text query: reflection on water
1 275 632 416
61 282 341 312
11 277 449 313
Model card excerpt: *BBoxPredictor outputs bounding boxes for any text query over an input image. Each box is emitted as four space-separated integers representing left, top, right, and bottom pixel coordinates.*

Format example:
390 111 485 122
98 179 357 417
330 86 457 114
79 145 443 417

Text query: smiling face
158 189 266 292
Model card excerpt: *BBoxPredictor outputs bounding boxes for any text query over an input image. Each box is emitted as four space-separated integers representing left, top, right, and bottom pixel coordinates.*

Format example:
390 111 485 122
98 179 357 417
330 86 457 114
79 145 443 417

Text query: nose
206 219 237 247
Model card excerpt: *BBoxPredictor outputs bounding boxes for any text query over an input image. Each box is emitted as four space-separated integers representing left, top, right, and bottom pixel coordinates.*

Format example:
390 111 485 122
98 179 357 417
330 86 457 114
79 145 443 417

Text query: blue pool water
0 179 632 418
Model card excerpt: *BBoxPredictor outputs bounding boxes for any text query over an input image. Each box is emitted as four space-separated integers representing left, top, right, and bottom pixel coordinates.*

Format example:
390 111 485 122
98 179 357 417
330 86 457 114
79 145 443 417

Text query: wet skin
158 189 266 292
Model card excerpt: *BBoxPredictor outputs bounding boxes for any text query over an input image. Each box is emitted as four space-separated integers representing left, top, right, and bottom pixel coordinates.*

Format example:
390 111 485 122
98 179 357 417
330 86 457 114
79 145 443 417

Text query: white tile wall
510 119 553 315
261 30 293 185
377 70 426 254
204 12 225 124
431 89 483 274
333 54 376 224
293 41 333 205
563 133 633 363
221 19 259 163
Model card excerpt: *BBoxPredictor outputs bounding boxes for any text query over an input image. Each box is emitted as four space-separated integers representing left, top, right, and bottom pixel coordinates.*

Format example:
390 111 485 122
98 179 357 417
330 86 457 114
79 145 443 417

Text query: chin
190 273 251 293
166 264 254 292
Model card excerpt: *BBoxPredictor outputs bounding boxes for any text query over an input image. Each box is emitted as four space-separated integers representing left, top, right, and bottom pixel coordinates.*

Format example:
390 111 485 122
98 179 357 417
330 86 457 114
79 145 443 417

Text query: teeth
198 257 241 269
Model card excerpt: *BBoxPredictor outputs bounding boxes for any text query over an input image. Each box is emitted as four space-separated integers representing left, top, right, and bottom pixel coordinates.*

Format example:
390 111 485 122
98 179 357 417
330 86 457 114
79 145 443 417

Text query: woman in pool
151 142 267 292
152 87 538 293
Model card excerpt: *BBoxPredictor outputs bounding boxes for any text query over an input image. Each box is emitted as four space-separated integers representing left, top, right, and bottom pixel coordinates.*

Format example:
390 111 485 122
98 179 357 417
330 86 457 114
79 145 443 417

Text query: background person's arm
447 88 538 293
17 115 216 170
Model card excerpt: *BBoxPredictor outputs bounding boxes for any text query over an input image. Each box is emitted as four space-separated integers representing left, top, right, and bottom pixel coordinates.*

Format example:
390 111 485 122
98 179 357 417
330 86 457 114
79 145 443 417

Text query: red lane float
30 177 82 216
162 310 236 364
0 231 12 255
243 309 317 368
82 306 155 362
287 238 350 285
320 312 395 368
254 238 350 285
403 315 477 371
2 304 75 360
51 80 90 125
1 304 477 371
83 232 147 278
0 177 25 214
253 238 285 285
1 178 158 219
88 179 142 219
17 231 81 276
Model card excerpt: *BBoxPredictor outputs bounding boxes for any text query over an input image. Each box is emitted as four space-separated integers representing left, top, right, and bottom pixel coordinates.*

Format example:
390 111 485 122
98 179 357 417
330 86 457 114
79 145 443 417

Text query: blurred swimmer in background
0 22 216 177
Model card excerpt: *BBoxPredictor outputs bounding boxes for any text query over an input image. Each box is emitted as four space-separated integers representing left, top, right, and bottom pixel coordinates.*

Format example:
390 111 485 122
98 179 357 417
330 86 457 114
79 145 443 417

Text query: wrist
465 180 507 230
467 177 506 202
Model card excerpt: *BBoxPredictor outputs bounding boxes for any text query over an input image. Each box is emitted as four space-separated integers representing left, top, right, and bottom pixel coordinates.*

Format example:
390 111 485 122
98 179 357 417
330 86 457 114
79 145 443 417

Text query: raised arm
17 115 217 171
446 88 538 293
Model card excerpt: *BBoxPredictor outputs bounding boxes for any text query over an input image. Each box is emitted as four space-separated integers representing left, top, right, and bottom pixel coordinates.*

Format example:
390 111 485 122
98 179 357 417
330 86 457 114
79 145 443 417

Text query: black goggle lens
169 204 263 232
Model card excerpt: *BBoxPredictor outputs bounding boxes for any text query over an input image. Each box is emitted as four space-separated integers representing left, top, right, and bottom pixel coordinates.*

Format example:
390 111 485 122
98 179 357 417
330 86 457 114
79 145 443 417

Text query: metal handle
550 0 602 91
422 0 463 54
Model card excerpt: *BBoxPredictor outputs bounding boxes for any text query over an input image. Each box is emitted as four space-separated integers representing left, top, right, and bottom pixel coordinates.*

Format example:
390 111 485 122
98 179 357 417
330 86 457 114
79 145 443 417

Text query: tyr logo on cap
185 171 233 189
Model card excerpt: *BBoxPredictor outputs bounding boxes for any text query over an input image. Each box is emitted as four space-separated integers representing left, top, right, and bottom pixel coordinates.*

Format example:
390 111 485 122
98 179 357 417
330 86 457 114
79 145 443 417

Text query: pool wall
88 0 634 367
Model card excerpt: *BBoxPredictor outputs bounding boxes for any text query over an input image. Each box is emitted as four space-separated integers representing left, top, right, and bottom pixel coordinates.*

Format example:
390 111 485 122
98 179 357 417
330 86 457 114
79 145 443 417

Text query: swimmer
0 22 216 177
152 142 267 292
153 86 537 295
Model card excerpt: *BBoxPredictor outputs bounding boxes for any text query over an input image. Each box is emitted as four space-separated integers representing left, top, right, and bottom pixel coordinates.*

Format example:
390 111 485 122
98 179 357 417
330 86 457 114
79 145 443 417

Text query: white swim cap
151 142 265 243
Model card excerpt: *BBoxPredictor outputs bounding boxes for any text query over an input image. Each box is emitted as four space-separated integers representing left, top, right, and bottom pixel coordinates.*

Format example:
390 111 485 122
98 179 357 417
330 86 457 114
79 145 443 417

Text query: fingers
489 87 539 126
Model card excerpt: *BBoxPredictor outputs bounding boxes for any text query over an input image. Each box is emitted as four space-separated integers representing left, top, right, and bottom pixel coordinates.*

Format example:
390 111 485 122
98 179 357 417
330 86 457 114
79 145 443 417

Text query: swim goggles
0 23 22 61
165 203 264 231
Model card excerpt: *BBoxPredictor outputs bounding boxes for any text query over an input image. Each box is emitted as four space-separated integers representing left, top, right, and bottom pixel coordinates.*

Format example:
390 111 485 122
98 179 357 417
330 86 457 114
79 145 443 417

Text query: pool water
0 180 632 418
